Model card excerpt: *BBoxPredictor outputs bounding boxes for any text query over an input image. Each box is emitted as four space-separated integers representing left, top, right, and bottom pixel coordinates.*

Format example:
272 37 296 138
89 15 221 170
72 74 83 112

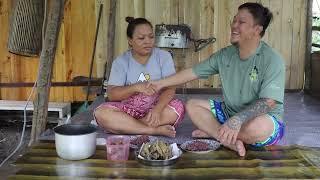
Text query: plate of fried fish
137 140 182 166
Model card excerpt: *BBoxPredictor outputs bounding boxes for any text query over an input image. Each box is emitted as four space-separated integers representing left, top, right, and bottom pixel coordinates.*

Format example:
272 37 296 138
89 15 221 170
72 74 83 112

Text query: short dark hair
125 17 153 38
238 3 273 37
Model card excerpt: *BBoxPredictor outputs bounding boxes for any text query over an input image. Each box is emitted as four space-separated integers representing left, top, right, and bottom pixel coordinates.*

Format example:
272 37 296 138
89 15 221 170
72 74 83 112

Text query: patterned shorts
252 115 285 147
209 99 284 147
95 93 185 127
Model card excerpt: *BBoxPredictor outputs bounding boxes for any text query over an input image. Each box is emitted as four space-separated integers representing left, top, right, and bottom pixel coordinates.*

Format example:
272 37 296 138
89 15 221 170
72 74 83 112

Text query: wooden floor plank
8 175 97 180
15 157 309 169
24 147 306 160
8 142 320 179
13 164 320 179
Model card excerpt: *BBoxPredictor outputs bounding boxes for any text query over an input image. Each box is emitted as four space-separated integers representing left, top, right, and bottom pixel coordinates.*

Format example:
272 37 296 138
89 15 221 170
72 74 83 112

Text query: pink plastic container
106 135 130 161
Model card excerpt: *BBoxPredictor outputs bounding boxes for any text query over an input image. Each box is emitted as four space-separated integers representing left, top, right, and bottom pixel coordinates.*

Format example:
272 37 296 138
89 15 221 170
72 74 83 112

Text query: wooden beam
0 81 102 87
29 0 64 145
312 26 320 31
312 43 320 48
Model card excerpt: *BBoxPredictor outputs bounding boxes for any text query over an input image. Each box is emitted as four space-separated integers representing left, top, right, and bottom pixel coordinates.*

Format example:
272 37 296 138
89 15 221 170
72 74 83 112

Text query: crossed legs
186 99 274 156
94 105 178 137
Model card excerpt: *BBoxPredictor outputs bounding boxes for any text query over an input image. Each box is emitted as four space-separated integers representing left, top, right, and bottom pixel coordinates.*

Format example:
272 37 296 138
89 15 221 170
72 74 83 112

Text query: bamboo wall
0 0 308 102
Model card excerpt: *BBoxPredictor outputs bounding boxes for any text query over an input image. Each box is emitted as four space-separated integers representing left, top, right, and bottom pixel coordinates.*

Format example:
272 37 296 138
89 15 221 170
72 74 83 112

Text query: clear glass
106 135 130 161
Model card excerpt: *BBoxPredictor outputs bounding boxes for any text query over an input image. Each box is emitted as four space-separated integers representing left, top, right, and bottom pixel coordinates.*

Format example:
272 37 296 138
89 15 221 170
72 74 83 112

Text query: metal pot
54 124 97 160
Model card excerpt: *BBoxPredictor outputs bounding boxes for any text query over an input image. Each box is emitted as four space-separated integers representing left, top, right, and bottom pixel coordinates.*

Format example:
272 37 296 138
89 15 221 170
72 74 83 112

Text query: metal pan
136 143 182 166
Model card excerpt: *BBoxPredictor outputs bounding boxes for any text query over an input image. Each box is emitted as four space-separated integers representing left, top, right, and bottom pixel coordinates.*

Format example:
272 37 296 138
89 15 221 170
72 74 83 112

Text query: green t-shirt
193 41 285 121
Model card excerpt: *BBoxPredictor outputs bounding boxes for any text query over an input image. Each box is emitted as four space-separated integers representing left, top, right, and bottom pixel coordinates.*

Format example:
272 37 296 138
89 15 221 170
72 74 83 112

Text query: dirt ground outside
0 110 58 175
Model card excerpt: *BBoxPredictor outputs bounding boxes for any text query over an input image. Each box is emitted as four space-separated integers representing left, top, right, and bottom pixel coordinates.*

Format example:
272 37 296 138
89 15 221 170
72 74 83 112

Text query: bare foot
191 129 210 138
235 140 246 157
155 125 176 137
223 140 246 156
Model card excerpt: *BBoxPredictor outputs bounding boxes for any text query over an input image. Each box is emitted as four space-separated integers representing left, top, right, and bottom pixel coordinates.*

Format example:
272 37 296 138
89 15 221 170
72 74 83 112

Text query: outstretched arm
151 68 198 91
218 98 276 145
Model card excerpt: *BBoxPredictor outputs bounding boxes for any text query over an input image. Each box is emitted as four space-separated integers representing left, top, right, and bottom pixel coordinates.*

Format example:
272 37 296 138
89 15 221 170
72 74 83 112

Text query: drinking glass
106 135 130 161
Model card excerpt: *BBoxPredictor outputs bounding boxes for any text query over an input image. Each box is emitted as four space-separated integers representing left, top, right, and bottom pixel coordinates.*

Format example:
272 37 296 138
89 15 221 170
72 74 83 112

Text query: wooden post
29 0 64 145
101 0 116 92
305 0 313 92
105 0 116 82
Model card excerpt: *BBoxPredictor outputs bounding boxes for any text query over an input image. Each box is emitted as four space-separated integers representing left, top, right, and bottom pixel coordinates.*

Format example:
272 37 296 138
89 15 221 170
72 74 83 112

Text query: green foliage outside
312 17 320 52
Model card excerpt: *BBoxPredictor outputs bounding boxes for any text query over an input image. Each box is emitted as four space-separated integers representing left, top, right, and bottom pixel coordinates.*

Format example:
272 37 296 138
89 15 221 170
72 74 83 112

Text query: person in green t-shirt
150 2 285 156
